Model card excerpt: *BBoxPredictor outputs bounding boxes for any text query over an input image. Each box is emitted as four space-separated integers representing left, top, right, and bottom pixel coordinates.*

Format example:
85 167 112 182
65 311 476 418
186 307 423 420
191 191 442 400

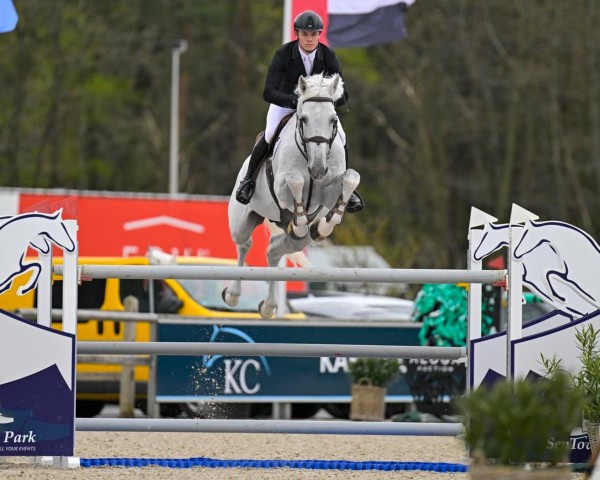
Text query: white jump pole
467 207 499 394
62 219 79 335
506 204 538 379
54 265 505 285
36 250 53 328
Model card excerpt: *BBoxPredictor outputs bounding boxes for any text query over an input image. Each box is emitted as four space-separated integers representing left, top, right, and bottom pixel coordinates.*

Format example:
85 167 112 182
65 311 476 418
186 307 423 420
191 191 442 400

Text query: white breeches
264 104 346 145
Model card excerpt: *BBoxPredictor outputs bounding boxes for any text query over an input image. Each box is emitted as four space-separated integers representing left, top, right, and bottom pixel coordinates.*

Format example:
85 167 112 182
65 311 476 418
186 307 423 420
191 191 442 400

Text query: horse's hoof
287 221 307 241
258 300 276 319
309 223 325 242
222 287 239 307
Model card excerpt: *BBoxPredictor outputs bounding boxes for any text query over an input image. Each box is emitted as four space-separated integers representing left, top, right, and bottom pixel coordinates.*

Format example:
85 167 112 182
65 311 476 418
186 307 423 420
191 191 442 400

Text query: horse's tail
264 220 312 267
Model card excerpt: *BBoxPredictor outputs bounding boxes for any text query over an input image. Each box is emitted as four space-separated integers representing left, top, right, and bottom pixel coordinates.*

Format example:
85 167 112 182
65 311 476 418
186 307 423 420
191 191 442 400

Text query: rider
235 10 364 213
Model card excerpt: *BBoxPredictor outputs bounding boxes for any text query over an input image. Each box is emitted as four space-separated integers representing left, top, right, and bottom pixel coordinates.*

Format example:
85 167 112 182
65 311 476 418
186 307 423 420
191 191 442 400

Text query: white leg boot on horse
283 172 309 240
310 169 360 241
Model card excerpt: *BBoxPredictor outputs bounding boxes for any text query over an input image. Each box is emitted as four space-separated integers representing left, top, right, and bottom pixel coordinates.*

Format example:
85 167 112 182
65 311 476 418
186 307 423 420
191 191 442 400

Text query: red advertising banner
18 193 267 267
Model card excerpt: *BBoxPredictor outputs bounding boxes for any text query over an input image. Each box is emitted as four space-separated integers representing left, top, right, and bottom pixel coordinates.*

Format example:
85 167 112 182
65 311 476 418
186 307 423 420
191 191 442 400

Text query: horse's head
472 222 513 262
513 220 547 259
473 223 508 262
38 209 76 253
295 73 344 180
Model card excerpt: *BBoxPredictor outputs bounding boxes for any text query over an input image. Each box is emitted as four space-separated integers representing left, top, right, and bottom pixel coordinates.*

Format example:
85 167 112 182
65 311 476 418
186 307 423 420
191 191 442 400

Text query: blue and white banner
0 0 18 33
327 0 416 48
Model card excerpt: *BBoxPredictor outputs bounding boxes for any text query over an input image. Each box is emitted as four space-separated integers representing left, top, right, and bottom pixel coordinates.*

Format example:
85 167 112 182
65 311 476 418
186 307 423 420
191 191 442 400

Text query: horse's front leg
282 172 308 240
310 169 360 241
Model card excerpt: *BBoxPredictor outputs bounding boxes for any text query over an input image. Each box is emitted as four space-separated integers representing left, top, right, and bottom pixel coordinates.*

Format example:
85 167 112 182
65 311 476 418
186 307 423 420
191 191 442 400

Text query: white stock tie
304 57 313 76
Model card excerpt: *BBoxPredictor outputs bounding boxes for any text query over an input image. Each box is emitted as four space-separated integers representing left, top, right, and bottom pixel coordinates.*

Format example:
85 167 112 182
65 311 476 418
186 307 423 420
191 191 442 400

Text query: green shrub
542 324 600 423
458 373 584 466
347 358 402 388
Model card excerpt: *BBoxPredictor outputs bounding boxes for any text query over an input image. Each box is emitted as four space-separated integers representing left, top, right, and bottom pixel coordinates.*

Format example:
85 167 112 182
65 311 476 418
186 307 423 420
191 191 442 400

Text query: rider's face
296 30 320 53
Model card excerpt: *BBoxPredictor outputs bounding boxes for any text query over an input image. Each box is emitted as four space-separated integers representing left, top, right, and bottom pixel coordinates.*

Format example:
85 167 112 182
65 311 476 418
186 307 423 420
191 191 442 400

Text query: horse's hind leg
222 239 251 307
222 209 263 307
259 232 310 319
310 169 360 241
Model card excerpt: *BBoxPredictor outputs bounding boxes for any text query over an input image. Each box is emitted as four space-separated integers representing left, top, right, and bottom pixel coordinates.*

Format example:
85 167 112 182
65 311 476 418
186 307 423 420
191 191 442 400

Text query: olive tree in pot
458 372 584 479
347 358 402 421
544 324 600 459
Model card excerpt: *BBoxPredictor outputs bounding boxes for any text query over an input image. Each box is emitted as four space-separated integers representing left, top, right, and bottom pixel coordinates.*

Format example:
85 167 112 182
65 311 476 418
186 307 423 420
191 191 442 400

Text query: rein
294 96 339 162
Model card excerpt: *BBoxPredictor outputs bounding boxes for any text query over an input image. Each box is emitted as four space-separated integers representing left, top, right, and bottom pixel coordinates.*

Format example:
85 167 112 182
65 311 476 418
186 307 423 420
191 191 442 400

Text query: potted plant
347 357 402 421
458 372 584 478
544 324 600 459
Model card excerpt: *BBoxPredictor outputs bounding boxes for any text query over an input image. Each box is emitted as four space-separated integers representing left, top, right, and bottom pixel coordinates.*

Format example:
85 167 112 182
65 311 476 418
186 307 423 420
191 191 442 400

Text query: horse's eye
301 116 308 124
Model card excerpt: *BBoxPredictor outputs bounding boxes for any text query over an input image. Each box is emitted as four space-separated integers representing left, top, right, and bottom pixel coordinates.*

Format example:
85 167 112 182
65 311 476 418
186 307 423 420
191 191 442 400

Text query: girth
265 157 322 225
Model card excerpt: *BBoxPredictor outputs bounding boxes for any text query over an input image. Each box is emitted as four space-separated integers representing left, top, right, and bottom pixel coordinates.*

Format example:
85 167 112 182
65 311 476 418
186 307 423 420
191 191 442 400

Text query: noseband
295 96 339 162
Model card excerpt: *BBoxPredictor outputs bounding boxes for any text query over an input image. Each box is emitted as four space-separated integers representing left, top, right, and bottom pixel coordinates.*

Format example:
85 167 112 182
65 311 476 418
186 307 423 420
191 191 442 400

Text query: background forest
1 1 599 269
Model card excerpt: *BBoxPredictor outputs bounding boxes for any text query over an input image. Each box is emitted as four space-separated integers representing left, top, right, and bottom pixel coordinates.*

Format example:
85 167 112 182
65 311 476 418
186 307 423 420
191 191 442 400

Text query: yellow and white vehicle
0 250 304 417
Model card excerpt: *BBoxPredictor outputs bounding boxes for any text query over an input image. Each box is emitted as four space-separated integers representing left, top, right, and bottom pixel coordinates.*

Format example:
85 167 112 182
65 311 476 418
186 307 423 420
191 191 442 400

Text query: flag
285 0 329 44
327 0 415 48
0 0 18 33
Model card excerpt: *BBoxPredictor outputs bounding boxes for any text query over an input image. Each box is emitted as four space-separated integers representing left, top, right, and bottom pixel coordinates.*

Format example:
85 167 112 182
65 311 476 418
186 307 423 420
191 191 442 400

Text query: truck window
178 277 266 313
120 279 181 314
37 279 106 310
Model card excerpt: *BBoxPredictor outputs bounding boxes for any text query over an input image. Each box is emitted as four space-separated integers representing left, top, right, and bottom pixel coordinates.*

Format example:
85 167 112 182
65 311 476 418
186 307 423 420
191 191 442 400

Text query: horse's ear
330 74 340 94
298 75 308 94
328 74 344 101
51 208 64 219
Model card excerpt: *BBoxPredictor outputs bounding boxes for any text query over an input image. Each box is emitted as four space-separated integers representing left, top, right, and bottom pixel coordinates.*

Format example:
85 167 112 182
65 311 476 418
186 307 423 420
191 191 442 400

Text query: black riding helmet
293 10 323 32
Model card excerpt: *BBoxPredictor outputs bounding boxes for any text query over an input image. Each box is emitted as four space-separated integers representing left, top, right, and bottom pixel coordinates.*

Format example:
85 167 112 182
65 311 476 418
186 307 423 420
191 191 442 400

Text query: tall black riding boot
236 135 269 205
344 145 365 213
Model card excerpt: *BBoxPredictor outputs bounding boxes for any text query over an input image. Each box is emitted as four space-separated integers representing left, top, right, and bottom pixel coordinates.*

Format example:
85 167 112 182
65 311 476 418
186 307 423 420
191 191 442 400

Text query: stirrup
346 191 365 214
235 178 255 205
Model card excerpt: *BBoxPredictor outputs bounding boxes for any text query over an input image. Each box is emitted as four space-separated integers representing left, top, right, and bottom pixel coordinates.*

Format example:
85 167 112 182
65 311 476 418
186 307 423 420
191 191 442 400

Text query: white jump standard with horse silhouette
224 73 360 319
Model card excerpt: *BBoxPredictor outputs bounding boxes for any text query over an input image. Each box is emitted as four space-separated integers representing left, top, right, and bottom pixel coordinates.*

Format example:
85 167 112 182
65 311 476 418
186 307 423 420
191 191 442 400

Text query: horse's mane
295 73 344 102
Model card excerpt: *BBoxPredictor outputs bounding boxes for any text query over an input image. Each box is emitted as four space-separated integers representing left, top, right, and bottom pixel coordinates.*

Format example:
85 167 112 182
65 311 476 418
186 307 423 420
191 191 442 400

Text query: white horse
0 210 76 296
224 74 360 318
514 219 600 315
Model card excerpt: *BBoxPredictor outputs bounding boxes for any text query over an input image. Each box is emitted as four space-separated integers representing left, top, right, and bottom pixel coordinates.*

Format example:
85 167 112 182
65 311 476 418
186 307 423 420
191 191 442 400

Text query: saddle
254 113 294 161
251 113 295 210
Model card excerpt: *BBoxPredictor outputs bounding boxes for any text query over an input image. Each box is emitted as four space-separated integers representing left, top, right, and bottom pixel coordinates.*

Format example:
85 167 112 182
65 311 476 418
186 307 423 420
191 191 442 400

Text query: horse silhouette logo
472 222 564 308
514 219 600 316
0 210 75 296
471 208 600 317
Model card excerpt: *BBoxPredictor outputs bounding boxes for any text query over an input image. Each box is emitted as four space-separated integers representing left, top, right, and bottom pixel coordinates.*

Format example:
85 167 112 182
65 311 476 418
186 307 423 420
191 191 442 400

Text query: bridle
295 96 338 162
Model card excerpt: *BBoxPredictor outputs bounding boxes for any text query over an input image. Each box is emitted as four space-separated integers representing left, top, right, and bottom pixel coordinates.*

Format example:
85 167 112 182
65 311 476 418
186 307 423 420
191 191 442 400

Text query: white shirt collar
299 48 316 63
299 48 316 75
